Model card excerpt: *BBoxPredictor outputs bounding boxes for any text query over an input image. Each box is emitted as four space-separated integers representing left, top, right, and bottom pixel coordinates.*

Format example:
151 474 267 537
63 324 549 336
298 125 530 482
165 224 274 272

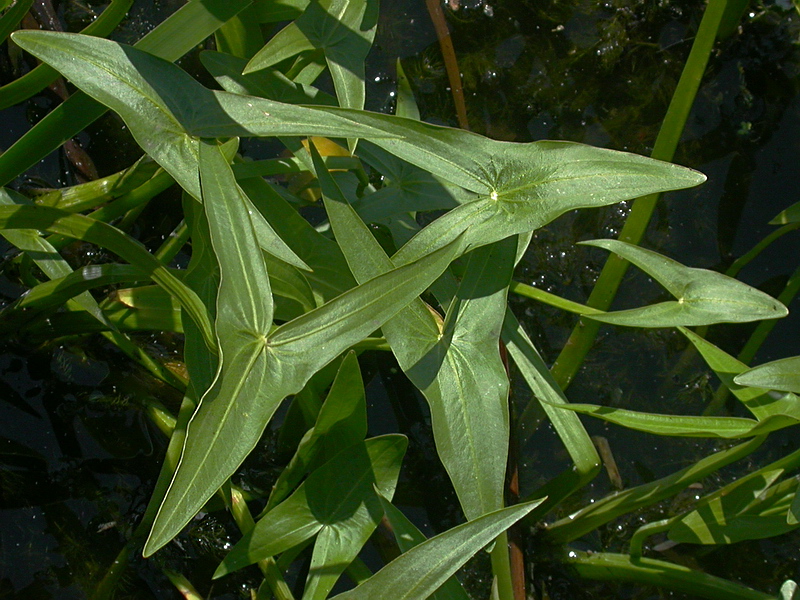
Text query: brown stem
424 0 470 130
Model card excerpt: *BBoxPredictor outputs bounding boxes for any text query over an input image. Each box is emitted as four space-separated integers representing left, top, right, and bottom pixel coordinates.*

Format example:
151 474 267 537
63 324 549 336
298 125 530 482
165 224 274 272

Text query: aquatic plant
1 0 798 598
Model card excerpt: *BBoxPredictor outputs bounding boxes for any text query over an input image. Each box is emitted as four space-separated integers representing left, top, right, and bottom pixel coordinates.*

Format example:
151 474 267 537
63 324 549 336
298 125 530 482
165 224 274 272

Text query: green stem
509 280 604 316
163 569 204 600
490 531 515 600
727 223 800 279
154 220 190 265
90 541 133 600
549 0 729 390
628 519 671 560
226 486 295 600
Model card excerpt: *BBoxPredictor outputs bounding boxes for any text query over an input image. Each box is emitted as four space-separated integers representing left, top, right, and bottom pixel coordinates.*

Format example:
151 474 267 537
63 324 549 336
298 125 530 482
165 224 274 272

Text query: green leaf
262 252 316 320
15 31 705 223
379 498 471 600
240 176 356 304
680 328 800 419
579 239 787 326
354 142 471 225
556 402 800 438
770 201 800 225
0 0 254 187
314 144 511 519
10 31 393 199
145 229 461 556
109 286 184 332
329 500 543 600
735 356 800 394
201 50 336 105
10 264 145 314
669 472 800 544
266 351 367 511
302 442 403 600
545 436 765 544
502 309 600 472
0 0 133 111
213 5 264 60
566 550 776 600
146 139 274 555
214 435 406 581
0 204 213 349
34 155 162 212
394 58 420 121
0 0 33 45
245 0 378 114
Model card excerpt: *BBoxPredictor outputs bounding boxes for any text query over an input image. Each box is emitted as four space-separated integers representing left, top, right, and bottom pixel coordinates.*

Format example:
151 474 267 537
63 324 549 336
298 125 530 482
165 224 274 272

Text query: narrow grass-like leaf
109 286 184 332
545 436 765 544
0 0 33 45
579 240 787 326
680 328 800 419
0 205 213 348
502 309 600 472
12 264 145 314
556 402 800 438
34 155 161 212
328 500 543 600
770 201 800 225
213 5 264 60
379 498 471 600
567 551 774 600
669 472 799 545
394 59 420 121
315 145 511 519
735 357 800 394
214 435 405 579
145 233 460 555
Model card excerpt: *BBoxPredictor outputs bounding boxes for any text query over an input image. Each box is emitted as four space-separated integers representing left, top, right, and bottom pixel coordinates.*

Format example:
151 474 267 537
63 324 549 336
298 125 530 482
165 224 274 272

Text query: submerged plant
1 0 798 598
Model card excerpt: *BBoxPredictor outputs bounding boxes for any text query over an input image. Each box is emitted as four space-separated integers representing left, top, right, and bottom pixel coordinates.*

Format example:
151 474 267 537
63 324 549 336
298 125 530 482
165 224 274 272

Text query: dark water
2 0 800 598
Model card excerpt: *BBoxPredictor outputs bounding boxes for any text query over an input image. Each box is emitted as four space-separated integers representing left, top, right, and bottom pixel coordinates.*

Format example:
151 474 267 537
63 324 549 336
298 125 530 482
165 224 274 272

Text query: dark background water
2 0 800 598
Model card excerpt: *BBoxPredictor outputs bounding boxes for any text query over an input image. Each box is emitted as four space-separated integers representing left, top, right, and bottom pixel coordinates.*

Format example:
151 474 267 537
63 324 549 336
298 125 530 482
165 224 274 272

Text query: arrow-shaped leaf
314 144 511 519
145 223 461 556
579 239 787 327
12 31 706 213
